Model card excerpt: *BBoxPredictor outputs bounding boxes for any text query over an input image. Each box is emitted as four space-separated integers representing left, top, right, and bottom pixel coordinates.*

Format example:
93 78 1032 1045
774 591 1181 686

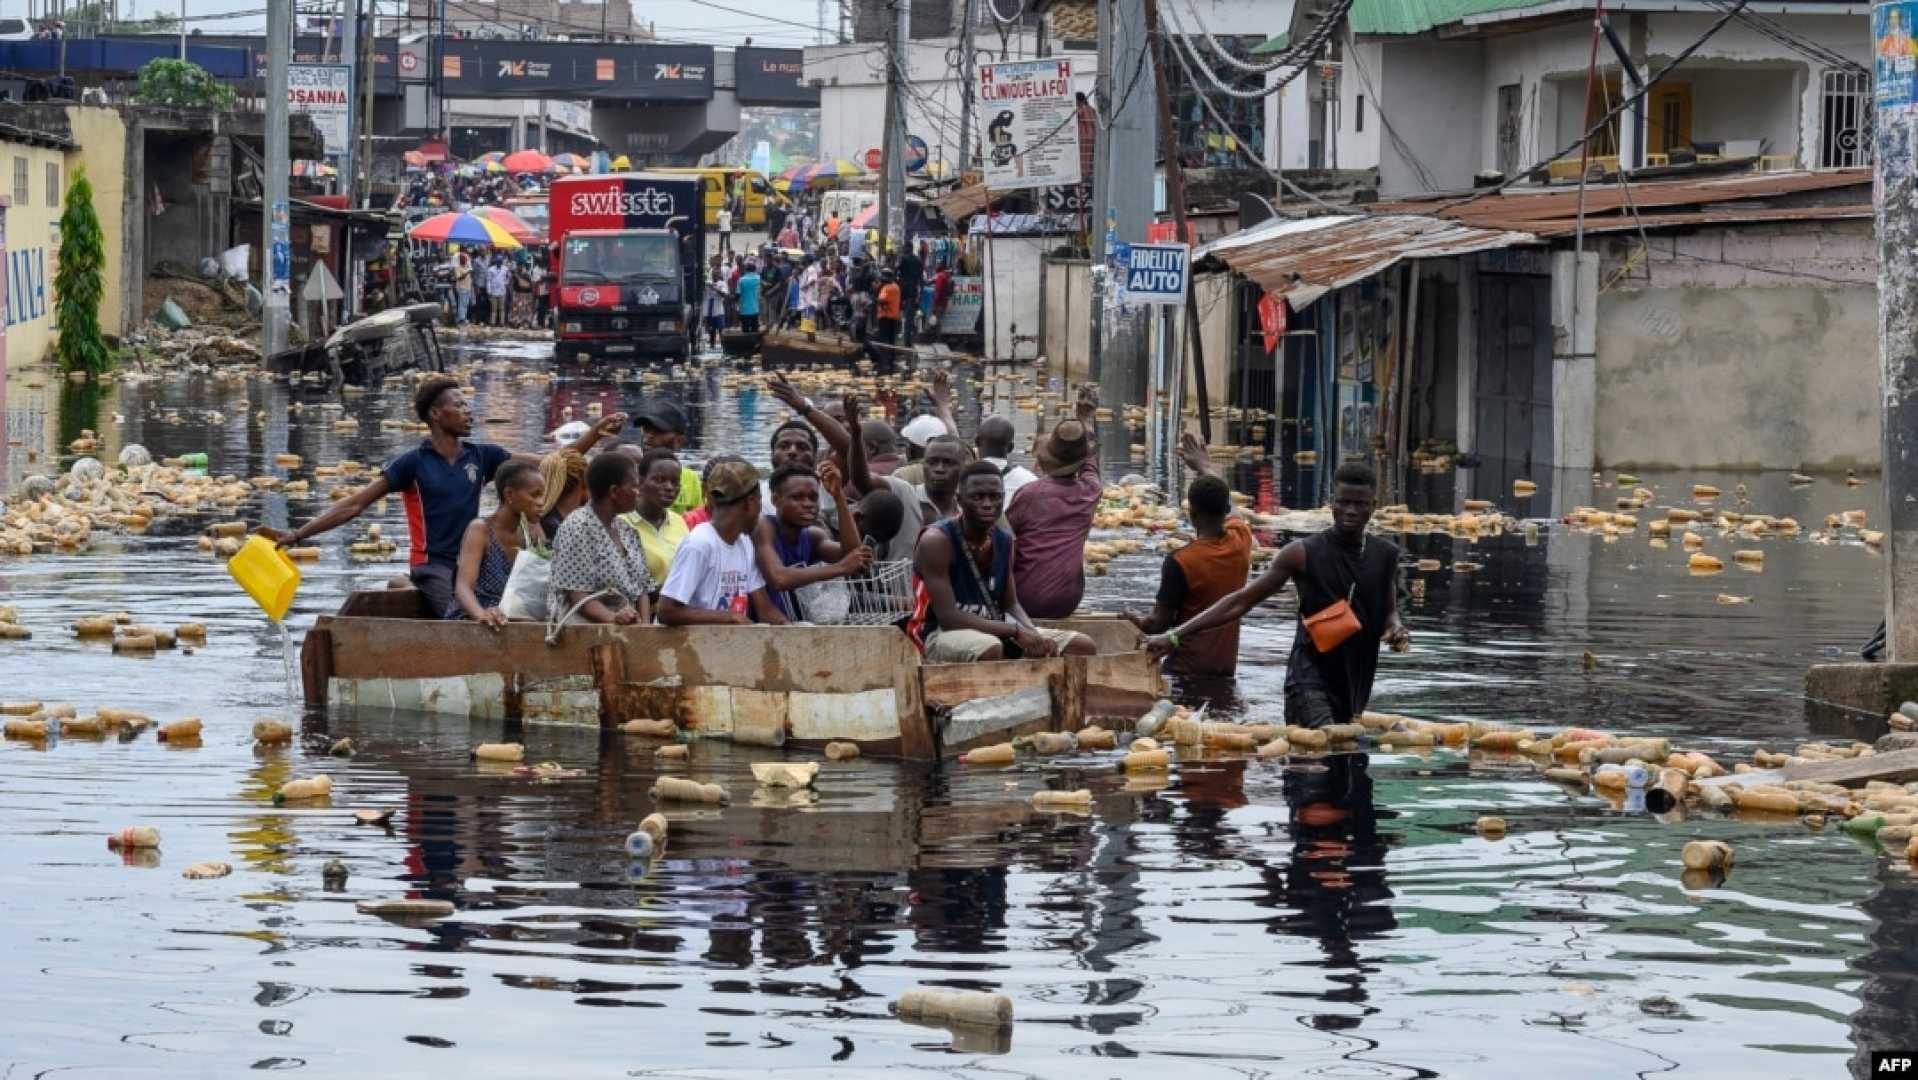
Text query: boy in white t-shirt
658 460 788 625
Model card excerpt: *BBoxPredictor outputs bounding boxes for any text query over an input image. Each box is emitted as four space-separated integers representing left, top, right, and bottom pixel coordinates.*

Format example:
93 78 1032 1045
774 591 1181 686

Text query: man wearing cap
634 400 704 515
262 375 623 617
1005 385 1103 619
658 460 789 626
893 368 962 487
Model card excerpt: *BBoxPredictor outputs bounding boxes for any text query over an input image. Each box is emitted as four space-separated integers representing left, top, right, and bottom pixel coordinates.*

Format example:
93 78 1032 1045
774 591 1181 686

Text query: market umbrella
502 149 553 173
484 160 506 173
850 202 877 229
471 205 537 243
552 152 589 169
403 150 428 169
407 211 524 249
611 154 632 170
478 150 506 165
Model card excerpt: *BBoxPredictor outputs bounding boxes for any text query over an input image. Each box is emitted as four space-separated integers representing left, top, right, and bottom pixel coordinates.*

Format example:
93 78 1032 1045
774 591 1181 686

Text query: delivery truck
547 172 704 361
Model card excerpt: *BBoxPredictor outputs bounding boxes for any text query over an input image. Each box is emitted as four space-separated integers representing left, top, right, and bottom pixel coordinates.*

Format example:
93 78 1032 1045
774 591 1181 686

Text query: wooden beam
1696 747 1918 790
300 624 333 708
590 642 624 729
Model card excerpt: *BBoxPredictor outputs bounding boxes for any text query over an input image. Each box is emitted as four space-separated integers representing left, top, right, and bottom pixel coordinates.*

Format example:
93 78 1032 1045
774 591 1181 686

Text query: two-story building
1285 0 1869 196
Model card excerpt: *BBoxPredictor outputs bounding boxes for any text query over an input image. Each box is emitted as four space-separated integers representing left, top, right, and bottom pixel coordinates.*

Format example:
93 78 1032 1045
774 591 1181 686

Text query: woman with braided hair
537 449 588 538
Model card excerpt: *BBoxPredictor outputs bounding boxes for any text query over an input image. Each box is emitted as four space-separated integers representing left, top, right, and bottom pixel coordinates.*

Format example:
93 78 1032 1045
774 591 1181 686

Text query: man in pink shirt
1005 387 1103 619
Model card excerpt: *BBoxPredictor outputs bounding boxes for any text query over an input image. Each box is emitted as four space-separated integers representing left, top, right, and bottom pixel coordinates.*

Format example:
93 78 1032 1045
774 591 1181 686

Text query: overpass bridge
0 36 817 161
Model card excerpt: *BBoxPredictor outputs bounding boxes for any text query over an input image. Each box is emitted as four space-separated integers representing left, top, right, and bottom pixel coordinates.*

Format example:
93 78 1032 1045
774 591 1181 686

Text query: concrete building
805 0 1314 176
1284 0 1870 196
398 0 648 40
0 106 132 368
1183 168 1871 500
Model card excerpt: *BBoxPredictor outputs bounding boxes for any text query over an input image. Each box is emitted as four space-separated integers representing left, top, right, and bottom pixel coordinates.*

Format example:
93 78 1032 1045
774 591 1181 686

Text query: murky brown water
0 339 1911 1078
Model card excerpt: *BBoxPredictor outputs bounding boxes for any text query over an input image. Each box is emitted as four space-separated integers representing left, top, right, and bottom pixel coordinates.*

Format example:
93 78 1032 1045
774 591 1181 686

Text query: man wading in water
1144 460 1408 727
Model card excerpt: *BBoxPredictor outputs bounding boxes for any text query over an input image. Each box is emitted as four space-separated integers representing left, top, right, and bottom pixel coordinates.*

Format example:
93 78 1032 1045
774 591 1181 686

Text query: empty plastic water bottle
1134 700 1177 740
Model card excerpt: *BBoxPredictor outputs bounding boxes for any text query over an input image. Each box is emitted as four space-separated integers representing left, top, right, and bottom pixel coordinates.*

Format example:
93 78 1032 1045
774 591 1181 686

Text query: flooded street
1 339 1912 1078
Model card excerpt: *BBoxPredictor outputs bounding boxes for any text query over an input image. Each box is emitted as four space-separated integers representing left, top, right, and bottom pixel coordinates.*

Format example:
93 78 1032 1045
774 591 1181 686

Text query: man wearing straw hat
1004 385 1103 619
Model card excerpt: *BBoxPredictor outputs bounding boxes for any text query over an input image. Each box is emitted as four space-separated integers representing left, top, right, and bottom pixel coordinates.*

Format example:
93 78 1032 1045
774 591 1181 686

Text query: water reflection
0 345 1908 1075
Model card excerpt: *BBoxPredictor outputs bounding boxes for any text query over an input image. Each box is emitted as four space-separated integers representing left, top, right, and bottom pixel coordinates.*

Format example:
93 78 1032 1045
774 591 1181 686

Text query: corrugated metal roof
1369 168 1869 236
1347 0 1861 35
1561 204 1871 236
1195 213 1539 305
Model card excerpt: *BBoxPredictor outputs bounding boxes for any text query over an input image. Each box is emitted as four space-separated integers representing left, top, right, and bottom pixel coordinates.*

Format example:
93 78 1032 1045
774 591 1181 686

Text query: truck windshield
562 234 677 283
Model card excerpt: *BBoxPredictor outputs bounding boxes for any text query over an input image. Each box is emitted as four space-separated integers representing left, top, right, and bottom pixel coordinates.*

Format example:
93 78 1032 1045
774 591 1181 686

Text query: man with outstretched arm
258 375 624 617
1144 459 1409 727
910 461 1096 662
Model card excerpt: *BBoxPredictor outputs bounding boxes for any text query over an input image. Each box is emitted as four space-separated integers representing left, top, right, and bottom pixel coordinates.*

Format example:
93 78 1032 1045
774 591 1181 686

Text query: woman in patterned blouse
548 451 654 625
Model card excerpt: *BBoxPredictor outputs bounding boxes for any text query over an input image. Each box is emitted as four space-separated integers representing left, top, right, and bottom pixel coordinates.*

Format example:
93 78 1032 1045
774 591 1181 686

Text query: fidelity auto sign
286 64 351 158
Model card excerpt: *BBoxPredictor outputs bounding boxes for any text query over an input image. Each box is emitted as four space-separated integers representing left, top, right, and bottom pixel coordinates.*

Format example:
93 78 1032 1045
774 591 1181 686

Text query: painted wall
67 107 128 342
1375 39 1484 194
1592 221 1876 470
3 140 73 369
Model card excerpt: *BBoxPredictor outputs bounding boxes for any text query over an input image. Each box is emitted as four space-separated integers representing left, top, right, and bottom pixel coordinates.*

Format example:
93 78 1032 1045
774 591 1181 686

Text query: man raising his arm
1145 460 1408 728
259 375 623 617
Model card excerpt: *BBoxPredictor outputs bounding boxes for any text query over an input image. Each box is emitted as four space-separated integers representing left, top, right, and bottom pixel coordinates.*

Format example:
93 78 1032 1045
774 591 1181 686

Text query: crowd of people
263 365 1408 728
696 199 956 373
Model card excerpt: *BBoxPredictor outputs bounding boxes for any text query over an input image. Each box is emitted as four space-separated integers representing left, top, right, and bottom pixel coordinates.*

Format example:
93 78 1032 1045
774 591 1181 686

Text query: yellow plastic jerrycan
228 534 301 621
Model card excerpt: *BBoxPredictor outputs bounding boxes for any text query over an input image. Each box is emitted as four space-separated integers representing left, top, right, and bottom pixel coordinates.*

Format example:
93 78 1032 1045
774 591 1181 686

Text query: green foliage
54 167 111 377
132 59 236 110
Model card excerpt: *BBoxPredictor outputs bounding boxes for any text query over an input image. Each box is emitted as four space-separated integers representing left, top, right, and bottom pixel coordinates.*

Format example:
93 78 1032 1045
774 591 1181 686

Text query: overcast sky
129 0 835 48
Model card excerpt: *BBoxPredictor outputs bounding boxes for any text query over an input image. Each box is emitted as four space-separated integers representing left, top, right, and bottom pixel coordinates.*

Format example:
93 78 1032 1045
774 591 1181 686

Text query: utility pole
1142 0 1210 442
341 0 358 205
359 0 376 200
954 0 977 174
1088 0 1153 405
875 0 907 257
178 0 186 59
1877 0 1918 663
264 0 292 355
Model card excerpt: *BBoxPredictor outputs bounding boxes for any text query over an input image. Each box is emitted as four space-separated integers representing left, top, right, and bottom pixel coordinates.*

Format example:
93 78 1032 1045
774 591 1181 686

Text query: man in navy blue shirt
261 375 624 615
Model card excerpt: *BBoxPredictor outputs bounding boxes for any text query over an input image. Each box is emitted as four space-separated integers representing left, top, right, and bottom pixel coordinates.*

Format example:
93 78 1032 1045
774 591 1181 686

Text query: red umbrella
502 149 553 174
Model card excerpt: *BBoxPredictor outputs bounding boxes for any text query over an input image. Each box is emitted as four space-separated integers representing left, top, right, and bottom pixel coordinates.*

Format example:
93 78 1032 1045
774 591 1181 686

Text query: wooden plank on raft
1696 747 1918 790
590 642 625 728
301 624 334 707
920 658 1068 711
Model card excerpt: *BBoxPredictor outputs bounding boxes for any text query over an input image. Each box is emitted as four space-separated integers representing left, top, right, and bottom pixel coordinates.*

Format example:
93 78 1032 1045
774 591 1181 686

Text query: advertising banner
976 59 1080 190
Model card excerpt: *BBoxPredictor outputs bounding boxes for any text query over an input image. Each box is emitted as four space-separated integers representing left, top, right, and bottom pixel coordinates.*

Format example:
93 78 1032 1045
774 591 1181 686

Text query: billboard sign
976 59 1080 190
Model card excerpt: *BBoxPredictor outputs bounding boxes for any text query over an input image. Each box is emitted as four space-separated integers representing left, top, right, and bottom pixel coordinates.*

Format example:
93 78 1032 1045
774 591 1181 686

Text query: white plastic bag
499 548 551 621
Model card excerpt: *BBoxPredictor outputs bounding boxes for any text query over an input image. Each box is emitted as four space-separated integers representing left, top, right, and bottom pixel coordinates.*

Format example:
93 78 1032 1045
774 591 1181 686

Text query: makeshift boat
720 329 762 358
301 589 1164 761
758 327 863 367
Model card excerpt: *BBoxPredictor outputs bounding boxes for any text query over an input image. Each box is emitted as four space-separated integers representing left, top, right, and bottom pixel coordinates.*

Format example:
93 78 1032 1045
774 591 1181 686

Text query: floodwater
1 339 1913 1078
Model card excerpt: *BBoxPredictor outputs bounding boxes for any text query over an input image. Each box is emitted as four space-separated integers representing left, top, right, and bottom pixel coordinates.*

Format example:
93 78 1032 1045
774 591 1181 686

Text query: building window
45 162 57 207
12 157 26 207
1355 95 1365 132
1165 34 1267 168
1820 69 1871 169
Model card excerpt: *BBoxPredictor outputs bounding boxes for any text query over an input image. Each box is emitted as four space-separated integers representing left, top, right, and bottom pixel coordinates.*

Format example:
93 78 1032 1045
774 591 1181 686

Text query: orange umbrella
502 149 553 174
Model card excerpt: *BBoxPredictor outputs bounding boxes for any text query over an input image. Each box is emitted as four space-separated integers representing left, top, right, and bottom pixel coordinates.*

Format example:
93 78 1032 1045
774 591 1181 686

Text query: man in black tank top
1144 460 1408 727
